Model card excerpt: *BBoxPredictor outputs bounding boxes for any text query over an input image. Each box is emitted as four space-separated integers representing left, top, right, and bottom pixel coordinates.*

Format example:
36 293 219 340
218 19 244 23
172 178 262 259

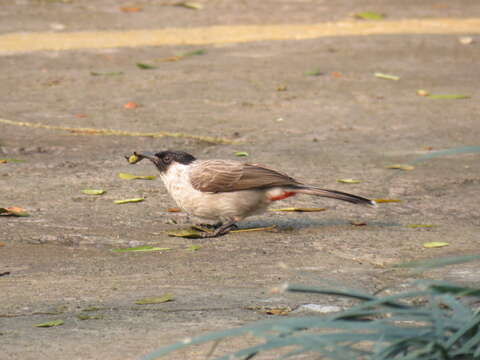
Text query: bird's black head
140 150 196 172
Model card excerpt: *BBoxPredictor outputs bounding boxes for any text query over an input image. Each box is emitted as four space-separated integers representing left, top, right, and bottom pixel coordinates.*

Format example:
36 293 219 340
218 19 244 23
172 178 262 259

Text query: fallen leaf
187 244 201 251
350 221 367 226
374 72 400 81
423 242 449 248
112 245 171 253
136 63 156 69
270 207 327 212
385 164 415 171
276 85 287 91
74 113 87 118
0 242 5 247
174 2 203 10
167 208 181 212
135 294 174 305
178 49 206 57
416 89 430 96
81 189 105 195
81 306 102 312
0 207 30 217
331 71 343 78
120 6 142 12
234 151 249 157
123 101 139 109
354 11 384 20
34 320 64 328
406 224 435 229
337 178 362 184
231 225 277 233
427 94 470 100
90 71 123 76
167 229 203 238
458 36 474 45
113 198 145 204
305 69 323 76
0 158 25 163
118 172 156 180
373 199 401 203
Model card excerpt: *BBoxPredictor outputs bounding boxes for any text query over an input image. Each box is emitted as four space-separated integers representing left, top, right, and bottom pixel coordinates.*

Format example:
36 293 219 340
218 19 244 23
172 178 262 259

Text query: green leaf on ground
112 246 171 253
337 178 362 184
374 72 400 81
427 94 470 100
385 164 415 171
81 189 106 195
0 158 25 163
113 198 145 204
178 49 206 57
34 320 64 328
423 242 449 248
135 294 174 305
118 173 156 180
305 69 323 76
231 226 277 233
174 2 203 10
167 229 203 238
355 11 384 20
373 199 401 203
136 63 156 70
186 244 202 251
90 71 123 76
234 151 249 157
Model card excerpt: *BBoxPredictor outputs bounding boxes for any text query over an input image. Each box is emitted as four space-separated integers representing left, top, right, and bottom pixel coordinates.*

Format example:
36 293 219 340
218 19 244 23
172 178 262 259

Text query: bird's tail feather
292 186 376 207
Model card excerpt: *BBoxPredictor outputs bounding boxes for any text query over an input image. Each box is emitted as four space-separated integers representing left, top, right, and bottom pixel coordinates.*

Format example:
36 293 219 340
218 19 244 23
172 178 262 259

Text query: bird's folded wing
189 160 299 193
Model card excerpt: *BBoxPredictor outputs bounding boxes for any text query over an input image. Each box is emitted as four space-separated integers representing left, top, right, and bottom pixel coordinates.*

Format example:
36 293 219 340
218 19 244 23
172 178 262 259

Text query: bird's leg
196 222 223 229
201 220 238 238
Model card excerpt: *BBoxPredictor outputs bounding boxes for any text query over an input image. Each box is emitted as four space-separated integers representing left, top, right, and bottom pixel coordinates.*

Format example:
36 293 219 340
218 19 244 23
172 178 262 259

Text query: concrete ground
1 1 479 359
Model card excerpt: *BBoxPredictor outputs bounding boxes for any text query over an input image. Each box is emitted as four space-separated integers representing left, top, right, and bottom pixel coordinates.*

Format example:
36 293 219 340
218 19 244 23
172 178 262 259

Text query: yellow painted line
1 18 480 53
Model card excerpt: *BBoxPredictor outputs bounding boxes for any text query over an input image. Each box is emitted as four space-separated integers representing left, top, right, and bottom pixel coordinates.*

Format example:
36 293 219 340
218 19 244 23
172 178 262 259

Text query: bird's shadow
239 217 401 231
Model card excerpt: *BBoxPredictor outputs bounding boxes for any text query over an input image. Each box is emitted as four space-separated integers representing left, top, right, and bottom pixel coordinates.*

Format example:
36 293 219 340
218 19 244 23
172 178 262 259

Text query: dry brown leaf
167 208 182 213
373 199 401 203
350 221 367 226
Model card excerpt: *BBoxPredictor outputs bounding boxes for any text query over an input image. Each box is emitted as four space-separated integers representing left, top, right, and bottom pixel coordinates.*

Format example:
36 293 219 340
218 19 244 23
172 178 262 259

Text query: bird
127 150 376 238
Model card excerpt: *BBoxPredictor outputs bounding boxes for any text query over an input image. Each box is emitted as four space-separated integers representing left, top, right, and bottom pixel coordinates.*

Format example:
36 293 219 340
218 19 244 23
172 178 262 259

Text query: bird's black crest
155 150 196 165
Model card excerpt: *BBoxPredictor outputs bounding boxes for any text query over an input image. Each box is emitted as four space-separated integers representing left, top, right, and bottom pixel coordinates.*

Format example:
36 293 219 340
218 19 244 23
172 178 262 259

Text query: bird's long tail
292 186 376 207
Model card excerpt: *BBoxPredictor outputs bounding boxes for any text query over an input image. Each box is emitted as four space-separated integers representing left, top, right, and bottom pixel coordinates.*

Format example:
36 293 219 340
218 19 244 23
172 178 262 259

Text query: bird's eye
163 155 172 163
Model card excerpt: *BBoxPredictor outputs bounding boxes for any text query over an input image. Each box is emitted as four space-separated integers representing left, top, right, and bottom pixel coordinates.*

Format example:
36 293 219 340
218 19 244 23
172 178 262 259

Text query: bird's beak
136 151 156 161
125 151 156 164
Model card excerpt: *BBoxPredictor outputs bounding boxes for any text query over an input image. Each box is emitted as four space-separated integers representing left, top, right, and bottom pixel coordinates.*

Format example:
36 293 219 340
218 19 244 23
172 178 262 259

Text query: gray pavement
1 1 480 359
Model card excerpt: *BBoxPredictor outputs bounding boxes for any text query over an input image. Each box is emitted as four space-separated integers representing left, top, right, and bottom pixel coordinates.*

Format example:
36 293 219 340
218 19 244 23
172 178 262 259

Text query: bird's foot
195 222 223 230
200 221 238 238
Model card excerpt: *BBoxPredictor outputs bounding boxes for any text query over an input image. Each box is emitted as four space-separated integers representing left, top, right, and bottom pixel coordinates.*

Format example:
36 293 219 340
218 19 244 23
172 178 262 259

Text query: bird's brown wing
189 160 300 193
